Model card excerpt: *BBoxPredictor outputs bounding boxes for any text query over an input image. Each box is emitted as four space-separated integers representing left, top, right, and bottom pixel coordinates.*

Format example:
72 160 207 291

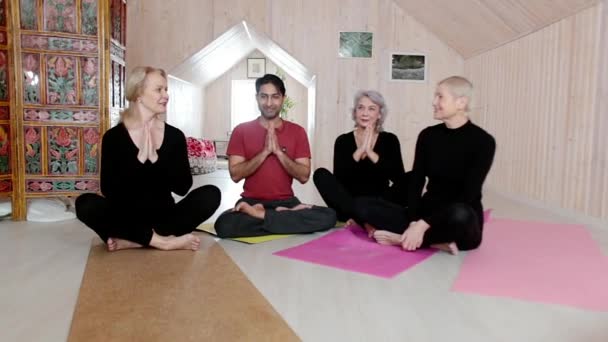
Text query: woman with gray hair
313 90 408 233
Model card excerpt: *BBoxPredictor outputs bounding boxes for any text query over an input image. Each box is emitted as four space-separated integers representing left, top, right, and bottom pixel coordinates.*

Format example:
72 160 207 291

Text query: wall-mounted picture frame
339 32 373 58
247 58 266 78
390 53 426 82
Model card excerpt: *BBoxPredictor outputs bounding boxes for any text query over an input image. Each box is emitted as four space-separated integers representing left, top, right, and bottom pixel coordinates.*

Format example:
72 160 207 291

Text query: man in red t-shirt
214 74 336 238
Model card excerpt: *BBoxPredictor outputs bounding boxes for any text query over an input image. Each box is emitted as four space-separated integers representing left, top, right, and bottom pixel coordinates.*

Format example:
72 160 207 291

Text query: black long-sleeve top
407 120 496 223
333 131 406 197
100 122 192 216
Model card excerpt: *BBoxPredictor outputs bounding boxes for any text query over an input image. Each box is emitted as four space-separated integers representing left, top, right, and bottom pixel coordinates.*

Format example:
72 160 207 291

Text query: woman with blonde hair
76 66 221 251
313 90 408 231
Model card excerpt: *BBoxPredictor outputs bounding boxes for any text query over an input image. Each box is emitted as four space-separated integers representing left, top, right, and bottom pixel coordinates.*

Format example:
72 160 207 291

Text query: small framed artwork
390 53 427 82
247 58 266 78
339 32 373 58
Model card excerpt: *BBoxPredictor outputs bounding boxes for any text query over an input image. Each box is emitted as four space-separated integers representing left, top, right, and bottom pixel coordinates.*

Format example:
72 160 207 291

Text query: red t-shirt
227 118 311 200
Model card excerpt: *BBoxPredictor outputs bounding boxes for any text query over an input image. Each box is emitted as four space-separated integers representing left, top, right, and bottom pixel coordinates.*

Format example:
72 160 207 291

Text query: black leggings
75 185 221 246
313 167 408 222
353 197 483 250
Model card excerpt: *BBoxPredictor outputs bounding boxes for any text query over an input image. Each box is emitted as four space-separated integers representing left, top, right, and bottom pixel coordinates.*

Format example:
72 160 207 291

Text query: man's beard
260 107 280 120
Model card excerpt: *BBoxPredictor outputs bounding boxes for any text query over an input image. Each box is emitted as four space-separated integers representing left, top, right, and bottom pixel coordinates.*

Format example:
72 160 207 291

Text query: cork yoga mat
68 236 299 341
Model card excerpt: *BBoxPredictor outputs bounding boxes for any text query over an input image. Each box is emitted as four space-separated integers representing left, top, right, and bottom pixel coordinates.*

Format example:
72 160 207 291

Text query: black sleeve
99 130 118 199
456 133 496 203
376 133 406 184
407 129 428 220
333 134 357 183
165 127 192 196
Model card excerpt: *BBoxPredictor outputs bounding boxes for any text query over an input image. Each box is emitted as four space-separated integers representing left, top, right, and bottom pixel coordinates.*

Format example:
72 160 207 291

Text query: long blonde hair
120 66 167 121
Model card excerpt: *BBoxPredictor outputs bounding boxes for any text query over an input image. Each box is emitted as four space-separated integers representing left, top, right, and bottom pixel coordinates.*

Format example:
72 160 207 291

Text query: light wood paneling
127 0 464 172
465 5 606 220
393 0 598 57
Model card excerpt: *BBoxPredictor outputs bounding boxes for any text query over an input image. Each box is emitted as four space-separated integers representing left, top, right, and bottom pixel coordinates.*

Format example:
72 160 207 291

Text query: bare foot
345 218 356 226
372 230 402 245
276 203 313 211
290 203 313 210
235 202 265 219
150 233 201 251
107 237 143 252
431 242 459 255
363 223 377 238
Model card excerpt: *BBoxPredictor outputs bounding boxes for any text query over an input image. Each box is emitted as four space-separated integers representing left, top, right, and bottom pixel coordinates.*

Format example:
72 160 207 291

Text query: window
230 80 259 130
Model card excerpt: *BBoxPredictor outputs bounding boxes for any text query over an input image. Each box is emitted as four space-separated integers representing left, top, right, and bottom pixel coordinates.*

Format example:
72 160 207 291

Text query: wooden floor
1 169 607 341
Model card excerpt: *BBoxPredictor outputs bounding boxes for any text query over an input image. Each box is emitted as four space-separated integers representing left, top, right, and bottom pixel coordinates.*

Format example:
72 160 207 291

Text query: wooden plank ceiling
392 0 599 57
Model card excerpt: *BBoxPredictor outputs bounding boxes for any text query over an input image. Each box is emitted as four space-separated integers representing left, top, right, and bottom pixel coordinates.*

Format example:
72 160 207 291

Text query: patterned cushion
186 137 217 175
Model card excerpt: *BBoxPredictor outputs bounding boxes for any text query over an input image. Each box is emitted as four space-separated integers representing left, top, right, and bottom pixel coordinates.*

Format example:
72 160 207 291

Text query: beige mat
68 235 300 341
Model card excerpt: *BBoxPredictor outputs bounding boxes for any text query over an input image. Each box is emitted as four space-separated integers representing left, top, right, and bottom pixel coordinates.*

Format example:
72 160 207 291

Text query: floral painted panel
0 106 8 120
0 179 11 192
0 0 6 27
46 55 76 104
20 0 37 30
22 35 98 53
83 128 99 174
24 126 41 174
44 0 77 33
0 31 7 45
27 179 99 193
23 53 40 104
110 42 125 60
81 57 98 106
111 0 126 44
81 0 98 35
0 49 7 101
112 61 120 107
0 124 9 174
24 108 99 123
48 126 79 175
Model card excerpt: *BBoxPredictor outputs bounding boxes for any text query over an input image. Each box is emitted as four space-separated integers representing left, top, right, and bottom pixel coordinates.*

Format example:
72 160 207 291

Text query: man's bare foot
372 230 402 245
150 233 201 251
235 202 265 219
430 242 459 255
107 237 143 252
276 203 313 212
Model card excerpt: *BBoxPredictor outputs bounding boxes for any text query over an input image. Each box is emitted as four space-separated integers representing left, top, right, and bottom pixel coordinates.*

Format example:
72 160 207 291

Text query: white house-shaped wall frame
169 21 317 140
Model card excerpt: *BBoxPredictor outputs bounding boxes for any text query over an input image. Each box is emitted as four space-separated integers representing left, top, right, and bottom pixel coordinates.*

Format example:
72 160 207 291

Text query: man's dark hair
255 74 286 96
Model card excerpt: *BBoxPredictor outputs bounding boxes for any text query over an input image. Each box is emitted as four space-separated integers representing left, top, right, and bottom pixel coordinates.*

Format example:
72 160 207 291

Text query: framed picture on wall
247 58 266 78
339 32 373 58
390 53 426 82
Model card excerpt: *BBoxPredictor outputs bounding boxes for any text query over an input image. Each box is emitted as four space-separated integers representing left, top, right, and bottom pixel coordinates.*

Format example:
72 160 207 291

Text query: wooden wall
465 4 607 220
126 0 464 170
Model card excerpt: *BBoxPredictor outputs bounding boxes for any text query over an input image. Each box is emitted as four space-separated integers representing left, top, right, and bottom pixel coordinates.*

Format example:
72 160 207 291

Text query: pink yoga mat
452 218 608 311
274 225 436 278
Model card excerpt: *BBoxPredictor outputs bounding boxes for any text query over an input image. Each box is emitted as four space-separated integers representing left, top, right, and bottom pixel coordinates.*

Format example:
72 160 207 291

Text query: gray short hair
351 90 388 131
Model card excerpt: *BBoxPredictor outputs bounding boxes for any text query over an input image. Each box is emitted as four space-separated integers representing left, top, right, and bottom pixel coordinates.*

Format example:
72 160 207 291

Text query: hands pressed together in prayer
136 120 162 164
353 125 379 163
263 120 283 157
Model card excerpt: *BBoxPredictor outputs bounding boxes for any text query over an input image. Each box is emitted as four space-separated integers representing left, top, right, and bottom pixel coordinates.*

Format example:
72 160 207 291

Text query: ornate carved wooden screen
0 0 13 204
6 0 126 220
109 0 125 127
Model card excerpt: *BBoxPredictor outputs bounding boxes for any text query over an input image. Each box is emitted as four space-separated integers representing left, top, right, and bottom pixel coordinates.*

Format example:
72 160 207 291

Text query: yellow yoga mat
195 223 293 244
195 221 347 244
